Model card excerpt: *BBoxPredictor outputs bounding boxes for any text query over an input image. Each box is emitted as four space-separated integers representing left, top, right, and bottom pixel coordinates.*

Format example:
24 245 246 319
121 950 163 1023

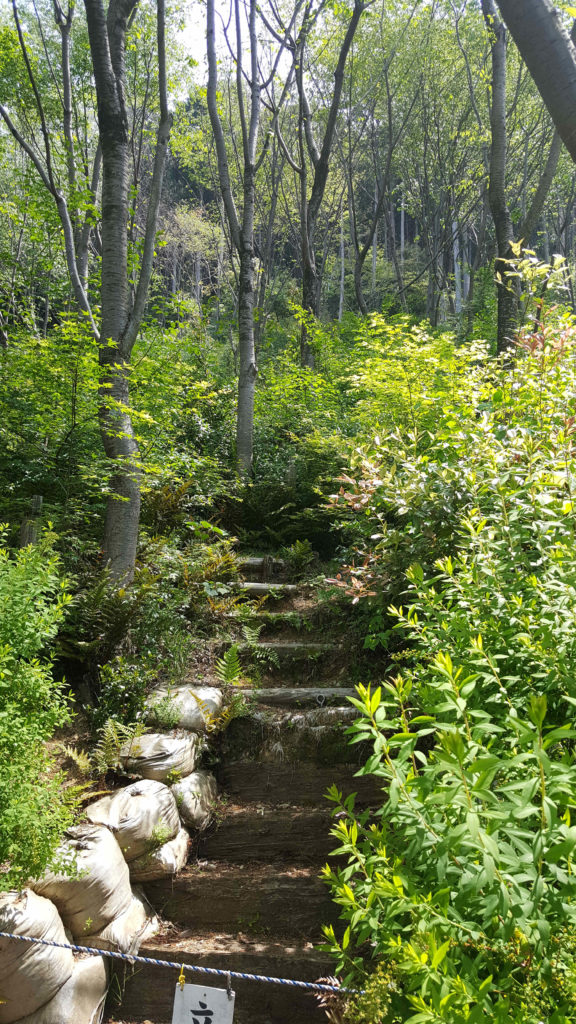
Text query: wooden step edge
250 641 342 656
239 686 356 707
234 582 300 594
106 936 333 1024
139 931 331 962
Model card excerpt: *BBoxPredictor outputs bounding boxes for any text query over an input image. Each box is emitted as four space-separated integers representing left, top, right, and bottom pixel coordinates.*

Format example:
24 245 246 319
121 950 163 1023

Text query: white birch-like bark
453 221 462 314
400 190 405 267
338 209 345 321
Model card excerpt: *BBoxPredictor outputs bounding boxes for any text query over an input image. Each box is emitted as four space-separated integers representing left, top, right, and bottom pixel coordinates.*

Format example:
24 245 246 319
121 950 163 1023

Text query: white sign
171 982 235 1024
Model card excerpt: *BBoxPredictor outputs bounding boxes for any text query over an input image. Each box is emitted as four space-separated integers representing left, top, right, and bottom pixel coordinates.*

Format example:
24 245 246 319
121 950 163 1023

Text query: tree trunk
100 368 141 579
301 261 319 367
19 495 43 548
85 0 171 580
400 190 405 267
495 0 576 164
453 221 462 315
207 0 273 475
338 209 346 321
2 0 170 583
236 244 257 477
483 0 517 354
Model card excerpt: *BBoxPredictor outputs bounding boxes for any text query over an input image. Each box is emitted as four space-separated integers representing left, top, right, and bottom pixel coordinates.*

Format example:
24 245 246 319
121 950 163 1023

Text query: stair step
242 686 356 708
197 804 334 862
240 555 286 579
143 863 338 936
106 933 332 1024
249 641 343 676
218 707 363 765
235 582 299 597
255 641 340 655
217 760 384 806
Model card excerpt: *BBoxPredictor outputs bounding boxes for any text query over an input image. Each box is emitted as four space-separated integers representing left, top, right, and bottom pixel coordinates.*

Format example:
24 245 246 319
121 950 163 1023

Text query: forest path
105 552 382 1024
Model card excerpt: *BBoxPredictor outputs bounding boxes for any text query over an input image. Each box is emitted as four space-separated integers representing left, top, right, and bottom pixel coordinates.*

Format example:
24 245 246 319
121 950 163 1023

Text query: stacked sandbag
32 825 132 937
83 886 158 954
147 685 223 733
119 731 199 782
15 955 109 1024
0 889 73 1024
129 827 190 882
85 779 180 860
172 770 217 829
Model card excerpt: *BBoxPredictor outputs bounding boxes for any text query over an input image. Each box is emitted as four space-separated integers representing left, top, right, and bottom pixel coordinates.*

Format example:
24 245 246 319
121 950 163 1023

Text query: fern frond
192 691 250 733
91 719 145 775
59 744 93 776
207 593 243 614
215 644 242 685
241 623 263 647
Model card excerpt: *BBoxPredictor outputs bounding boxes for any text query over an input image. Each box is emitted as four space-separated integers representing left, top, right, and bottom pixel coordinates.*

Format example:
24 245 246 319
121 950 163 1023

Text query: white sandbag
172 771 217 829
119 731 199 783
83 886 158 955
0 889 73 1024
129 827 190 882
15 955 109 1024
32 825 132 937
85 779 180 861
147 685 223 733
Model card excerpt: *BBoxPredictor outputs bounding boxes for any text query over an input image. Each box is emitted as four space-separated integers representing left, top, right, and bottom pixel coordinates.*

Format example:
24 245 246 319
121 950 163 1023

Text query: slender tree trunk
385 198 406 308
400 190 405 267
543 217 551 262
453 221 462 315
194 253 201 306
483 0 517 354
463 233 470 302
237 244 257 475
338 209 345 321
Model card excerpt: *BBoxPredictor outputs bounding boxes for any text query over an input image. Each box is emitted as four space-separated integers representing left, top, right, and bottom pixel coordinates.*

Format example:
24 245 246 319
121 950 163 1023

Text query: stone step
234 581 300 598
247 642 343 679
143 863 338 936
241 686 356 708
197 804 334 863
239 555 286 580
106 933 333 1024
254 640 340 657
217 706 364 766
216 760 384 806
235 608 332 634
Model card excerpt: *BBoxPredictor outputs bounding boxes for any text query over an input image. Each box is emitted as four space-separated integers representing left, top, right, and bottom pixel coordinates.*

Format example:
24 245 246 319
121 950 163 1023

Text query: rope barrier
0 931 356 995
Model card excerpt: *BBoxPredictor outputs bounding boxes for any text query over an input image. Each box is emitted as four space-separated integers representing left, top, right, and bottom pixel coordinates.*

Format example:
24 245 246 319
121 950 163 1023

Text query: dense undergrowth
322 310 576 1022
0 306 460 883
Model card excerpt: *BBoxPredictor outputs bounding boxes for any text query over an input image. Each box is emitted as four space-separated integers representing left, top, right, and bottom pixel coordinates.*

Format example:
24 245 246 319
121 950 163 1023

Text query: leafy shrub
89 656 153 732
330 320 576 649
146 691 182 731
323 682 576 1023
323 320 576 1022
0 532 78 889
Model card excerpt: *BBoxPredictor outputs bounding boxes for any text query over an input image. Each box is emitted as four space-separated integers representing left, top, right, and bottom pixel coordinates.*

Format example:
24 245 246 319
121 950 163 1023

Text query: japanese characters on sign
171 982 235 1024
